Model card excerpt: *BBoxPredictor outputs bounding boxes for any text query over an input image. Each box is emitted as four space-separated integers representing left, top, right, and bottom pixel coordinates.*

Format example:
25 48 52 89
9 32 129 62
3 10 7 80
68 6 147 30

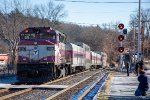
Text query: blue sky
0 0 150 28
54 0 150 27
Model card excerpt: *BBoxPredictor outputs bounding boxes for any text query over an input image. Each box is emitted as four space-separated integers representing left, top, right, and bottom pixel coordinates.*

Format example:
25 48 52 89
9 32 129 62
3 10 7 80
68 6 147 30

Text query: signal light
118 47 124 53
123 29 127 34
118 23 124 30
118 35 124 41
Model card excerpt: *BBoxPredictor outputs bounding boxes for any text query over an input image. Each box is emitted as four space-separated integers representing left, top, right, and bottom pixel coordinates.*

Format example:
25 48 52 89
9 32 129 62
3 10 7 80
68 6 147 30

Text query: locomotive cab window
40 33 56 40
20 33 56 40
20 33 36 40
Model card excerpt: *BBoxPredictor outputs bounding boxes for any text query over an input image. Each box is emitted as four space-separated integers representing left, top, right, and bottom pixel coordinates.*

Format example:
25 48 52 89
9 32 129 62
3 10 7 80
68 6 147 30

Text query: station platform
97 70 150 100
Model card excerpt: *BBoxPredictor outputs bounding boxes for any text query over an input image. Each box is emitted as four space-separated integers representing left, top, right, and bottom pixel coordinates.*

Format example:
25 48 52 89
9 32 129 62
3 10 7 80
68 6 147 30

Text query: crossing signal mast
118 23 125 53
118 24 127 53
118 23 128 70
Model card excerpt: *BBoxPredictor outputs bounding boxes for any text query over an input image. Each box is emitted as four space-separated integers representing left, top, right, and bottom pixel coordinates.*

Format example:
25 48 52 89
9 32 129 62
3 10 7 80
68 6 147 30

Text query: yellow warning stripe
97 72 115 100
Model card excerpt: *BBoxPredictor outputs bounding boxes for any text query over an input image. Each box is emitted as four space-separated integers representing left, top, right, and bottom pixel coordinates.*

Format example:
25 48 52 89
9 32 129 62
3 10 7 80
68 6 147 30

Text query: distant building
0 54 9 69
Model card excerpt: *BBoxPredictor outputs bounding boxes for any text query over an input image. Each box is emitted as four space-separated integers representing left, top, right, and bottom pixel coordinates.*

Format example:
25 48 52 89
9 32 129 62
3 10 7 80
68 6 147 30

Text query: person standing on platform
124 54 131 76
135 63 149 96
135 60 144 76
125 62 129 76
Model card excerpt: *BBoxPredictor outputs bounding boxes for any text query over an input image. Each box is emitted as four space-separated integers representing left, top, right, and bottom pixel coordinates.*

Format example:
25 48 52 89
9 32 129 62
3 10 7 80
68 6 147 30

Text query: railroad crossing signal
118 47 124 53
118 23 124 30
118 23 126 53
118 35 124 41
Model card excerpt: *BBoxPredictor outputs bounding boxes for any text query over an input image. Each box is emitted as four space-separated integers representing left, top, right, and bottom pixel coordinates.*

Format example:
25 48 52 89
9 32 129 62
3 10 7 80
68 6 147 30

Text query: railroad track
0 70 85 96
78 73 109 100
0 69 103 100
46 70 107 100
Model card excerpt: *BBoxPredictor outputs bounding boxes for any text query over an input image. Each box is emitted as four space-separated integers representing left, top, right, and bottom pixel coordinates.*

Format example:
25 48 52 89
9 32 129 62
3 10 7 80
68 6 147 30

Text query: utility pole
133 23 136 65
137 0 141 61
120 35 123 71
141 21 145 58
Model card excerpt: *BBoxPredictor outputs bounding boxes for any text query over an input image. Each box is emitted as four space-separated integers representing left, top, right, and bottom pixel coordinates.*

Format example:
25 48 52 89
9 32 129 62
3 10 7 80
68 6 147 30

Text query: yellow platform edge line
97 72 115 100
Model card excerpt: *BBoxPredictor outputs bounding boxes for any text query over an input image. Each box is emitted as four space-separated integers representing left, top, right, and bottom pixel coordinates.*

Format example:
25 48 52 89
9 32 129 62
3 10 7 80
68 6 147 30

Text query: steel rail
78 73 108 100
0 70 90 99
46 70 102 100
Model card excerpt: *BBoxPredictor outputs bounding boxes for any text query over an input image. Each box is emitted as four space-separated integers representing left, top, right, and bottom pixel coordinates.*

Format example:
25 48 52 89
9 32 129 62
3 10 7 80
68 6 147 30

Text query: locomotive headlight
47 47 54 51
18 47 26 51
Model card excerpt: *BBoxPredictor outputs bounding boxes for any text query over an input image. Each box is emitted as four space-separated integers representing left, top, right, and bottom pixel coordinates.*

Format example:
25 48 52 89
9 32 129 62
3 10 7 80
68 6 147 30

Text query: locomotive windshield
19 28 67 43
20 33 56 40
40 33 56 40
20 33 36 40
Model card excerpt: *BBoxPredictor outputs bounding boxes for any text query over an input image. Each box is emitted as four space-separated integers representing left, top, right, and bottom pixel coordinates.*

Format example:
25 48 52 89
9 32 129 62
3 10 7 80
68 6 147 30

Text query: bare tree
0 0 67 71
0 0 26 71
46 1 67 27
33 5 46 26
58 23 119 63
32 1 67 28
129 8 150 59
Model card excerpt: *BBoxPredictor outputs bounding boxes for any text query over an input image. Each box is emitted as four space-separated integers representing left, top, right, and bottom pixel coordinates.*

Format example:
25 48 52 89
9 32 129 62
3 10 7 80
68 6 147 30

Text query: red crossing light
118 23 124 30
118 35 124 41
118 47 124 53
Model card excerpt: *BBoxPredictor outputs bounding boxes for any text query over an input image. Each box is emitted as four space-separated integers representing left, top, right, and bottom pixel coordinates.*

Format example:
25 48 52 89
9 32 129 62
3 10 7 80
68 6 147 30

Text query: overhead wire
54 0 150 4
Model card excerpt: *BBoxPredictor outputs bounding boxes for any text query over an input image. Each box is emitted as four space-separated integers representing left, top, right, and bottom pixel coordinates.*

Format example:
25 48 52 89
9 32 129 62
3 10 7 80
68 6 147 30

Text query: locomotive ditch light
118 23 124 30
118 47 124 53
118 35 124 41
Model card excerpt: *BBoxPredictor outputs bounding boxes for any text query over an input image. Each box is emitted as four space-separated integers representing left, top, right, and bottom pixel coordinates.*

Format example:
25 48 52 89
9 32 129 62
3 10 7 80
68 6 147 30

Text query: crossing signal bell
118 47 124 53
118 35 124 41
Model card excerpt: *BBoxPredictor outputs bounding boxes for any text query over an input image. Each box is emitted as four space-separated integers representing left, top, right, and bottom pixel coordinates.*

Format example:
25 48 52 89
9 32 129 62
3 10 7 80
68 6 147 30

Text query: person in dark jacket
124 54 131 76
135 64 149 96
135 60 144 76
125 62 129 76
